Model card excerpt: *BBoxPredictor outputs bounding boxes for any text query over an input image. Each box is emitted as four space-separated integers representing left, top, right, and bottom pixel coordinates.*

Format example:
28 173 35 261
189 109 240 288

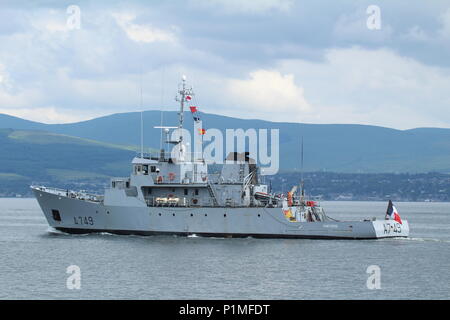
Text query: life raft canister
168 172 176 181
157 176 163 183
306 200 317 207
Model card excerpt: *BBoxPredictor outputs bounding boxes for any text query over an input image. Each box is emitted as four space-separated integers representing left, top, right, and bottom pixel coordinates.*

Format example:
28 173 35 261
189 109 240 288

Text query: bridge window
184 189 188 195
134 165 143 175
195 189 199 196
150 166 156 173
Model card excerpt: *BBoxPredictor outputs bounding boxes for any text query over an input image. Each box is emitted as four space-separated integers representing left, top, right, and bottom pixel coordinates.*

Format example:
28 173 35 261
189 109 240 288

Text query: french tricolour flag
386 200 402 224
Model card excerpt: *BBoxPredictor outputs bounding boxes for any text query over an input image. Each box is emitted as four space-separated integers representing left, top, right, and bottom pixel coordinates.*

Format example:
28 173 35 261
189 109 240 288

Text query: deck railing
137 151 206 162
32 186 104 203
145 196 218 207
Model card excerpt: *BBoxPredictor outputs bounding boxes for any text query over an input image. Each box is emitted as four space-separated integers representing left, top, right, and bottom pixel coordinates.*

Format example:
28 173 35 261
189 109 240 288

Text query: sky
0 0 449 129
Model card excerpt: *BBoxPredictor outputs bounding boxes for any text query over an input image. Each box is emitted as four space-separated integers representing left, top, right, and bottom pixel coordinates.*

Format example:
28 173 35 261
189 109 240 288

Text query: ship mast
300 136 305 203
154 76 196 162
139 67 144 158
175 75 194 143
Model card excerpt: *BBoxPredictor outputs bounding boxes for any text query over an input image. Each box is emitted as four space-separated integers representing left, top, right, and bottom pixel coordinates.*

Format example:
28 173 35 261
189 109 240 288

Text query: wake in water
377 236 450 243
46 226 69 235
401 237 450 243
45 226 94 237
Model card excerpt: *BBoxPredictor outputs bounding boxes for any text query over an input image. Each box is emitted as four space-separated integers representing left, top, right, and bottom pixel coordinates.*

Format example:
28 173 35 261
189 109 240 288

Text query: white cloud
403 25 430 42
226 70 310 121
277 47 450 129
0 64 7 86
0 63 43 108
401 9 450 44
333 8 393 44
113 13 177 43
190 0 293 14
28 8 69 34
438 8 450 38
0 107 92 124
0 2 449 130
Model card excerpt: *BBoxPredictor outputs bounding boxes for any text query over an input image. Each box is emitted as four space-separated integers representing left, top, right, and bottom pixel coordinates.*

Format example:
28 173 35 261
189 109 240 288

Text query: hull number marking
73 216 94 225
383 222 401 234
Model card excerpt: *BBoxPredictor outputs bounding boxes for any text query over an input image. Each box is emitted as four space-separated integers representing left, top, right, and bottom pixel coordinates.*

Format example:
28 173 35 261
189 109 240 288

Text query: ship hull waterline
33 188 409 240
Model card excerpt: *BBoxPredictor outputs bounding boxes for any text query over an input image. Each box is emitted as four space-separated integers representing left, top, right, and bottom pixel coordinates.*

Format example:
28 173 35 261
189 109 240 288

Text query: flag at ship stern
386 200 402 224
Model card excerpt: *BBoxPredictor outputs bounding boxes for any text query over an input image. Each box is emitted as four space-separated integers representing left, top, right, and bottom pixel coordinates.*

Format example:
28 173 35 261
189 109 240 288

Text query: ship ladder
238 163 245 181
207 181 219 206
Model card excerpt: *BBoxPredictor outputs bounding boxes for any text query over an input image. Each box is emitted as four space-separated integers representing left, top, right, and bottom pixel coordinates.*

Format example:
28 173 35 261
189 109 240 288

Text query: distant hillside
268 172 450 202
2 112 450 173
0 128 136 195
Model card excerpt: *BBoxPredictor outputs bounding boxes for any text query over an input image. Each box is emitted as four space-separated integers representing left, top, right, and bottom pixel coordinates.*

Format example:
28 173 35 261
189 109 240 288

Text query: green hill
2 112 450 173
0 128 138 195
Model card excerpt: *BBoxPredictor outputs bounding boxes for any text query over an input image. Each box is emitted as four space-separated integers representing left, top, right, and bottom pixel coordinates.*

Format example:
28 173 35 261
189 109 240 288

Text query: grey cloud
0 0 450 128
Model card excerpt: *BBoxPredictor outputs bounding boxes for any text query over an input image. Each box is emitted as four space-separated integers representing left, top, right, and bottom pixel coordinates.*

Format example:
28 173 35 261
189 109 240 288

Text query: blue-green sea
0 198 448 299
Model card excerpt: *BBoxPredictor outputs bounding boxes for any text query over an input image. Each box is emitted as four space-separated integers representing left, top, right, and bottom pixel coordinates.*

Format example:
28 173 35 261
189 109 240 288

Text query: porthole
258 214 261 217
173 213 175 217
190 213 193 217
158 213 162 216
224 214 227 217
205 214 208 217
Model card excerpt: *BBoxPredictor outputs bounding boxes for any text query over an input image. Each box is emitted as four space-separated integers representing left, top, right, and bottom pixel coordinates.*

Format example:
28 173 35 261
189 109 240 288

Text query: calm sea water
0 198 448 300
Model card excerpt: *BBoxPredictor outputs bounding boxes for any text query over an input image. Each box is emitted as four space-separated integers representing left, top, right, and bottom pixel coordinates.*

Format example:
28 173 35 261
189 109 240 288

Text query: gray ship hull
33 188 409 240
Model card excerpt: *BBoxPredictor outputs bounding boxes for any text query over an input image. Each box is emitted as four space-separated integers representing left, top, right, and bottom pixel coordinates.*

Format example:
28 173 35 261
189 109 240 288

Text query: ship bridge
105 77 274 209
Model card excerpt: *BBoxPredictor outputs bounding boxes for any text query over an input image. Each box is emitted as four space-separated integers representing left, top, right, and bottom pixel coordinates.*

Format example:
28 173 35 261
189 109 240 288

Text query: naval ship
32 78 409 239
